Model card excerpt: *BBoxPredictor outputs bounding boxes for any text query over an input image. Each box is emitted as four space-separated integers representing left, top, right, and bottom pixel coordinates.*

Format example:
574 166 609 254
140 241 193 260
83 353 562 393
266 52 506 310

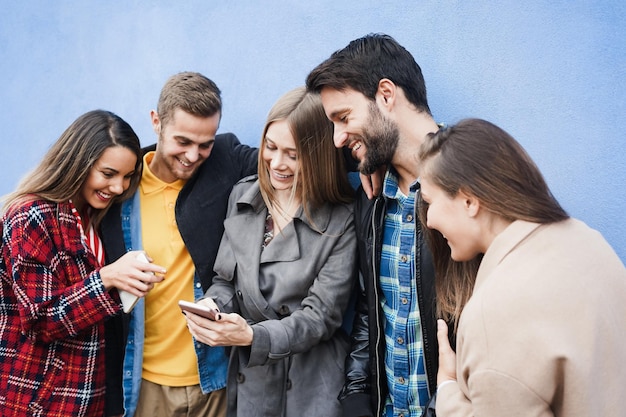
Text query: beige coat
437 219 626 417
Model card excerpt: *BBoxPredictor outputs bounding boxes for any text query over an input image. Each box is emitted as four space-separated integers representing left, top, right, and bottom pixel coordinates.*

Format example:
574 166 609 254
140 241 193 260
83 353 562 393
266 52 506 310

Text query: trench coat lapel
222 187 270 321
222 180 335 322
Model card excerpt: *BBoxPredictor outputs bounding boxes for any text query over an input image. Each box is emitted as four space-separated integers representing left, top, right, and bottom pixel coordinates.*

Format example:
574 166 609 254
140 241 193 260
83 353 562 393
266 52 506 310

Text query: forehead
164 108 220 140
319 87 370 117
95 146 137 171
265 119 296 148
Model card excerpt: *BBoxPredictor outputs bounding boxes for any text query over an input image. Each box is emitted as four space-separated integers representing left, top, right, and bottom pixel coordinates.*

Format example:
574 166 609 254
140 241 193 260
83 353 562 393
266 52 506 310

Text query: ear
376 78 396 110
150 110 161 134
459 190 480 218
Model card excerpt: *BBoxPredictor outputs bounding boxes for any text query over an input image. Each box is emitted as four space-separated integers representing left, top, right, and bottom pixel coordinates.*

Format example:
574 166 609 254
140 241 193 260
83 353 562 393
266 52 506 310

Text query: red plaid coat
0 199 121 417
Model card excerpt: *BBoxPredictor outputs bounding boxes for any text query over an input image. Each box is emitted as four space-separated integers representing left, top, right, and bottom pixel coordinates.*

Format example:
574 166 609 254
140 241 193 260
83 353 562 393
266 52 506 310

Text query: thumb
437 319 452 352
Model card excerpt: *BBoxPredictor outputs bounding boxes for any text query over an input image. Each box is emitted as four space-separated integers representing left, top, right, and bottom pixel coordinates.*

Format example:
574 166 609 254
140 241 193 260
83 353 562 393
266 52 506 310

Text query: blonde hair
257 87 353 221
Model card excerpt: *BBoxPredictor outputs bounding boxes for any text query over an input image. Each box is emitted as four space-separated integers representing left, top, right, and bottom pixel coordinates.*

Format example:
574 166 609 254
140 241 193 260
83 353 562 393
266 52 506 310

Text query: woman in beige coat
416 118 626 417
183 87 357 416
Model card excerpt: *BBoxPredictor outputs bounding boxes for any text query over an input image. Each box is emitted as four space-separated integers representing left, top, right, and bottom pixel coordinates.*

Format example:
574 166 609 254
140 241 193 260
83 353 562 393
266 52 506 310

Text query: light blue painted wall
1 1 625 261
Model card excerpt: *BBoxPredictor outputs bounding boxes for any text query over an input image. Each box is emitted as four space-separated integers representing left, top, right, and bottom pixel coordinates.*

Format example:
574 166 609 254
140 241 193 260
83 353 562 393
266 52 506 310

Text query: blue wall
1 1 624 261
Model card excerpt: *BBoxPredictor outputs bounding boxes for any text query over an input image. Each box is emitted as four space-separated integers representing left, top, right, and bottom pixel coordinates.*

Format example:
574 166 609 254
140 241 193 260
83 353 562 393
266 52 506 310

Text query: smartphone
178 300 219 320
119 252 151 313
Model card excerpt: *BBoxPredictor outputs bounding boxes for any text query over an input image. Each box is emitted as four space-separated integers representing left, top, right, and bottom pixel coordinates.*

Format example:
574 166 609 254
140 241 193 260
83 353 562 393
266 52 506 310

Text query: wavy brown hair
1 110 142 230
418 118 568 330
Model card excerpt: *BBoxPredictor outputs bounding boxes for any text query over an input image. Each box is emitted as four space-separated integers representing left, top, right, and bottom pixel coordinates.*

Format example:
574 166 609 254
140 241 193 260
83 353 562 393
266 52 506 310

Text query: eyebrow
174 135 215 145
328 108 348 120
96 163 120 173
265 137 297 153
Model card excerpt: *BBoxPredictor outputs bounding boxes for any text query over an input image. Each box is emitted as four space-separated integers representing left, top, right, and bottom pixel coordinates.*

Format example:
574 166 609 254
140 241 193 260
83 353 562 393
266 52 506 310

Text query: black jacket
339 185 438 417
101 133 258 416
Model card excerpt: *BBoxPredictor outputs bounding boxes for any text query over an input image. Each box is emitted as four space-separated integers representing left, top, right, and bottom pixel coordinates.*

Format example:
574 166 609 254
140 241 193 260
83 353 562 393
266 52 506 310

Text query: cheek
261 152 272 166
199 147 213 160
82 172 98 191
123 177 132 190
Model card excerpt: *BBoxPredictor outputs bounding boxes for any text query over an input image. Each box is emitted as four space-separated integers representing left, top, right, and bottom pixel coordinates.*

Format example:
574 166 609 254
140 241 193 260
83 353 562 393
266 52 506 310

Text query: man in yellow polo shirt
101 72 258 417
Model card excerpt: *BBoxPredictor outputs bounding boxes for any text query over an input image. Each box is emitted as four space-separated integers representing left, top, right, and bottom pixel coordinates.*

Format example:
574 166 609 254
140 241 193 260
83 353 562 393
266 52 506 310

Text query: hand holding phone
119 252 151 313
178 300 219 320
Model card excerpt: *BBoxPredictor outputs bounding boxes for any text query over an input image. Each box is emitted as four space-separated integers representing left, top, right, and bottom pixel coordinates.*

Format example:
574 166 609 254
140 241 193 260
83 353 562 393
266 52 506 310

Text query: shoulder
329 201 355 221
213 132 241 148
235 174 258 186
200 133 258 172
3 198 59 224
228 175 260 204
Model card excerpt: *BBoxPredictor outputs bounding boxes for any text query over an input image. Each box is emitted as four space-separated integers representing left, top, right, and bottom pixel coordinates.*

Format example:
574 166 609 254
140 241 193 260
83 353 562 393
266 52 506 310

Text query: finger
359 172 374 199
437 319 452 352
197 298 219 311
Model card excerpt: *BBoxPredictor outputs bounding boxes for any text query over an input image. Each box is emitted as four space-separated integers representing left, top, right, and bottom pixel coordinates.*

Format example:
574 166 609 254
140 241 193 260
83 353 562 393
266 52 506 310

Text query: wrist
437 379 455 393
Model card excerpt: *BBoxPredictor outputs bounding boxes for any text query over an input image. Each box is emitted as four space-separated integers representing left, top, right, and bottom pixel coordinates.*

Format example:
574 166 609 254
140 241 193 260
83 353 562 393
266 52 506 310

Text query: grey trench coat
206 177 358 417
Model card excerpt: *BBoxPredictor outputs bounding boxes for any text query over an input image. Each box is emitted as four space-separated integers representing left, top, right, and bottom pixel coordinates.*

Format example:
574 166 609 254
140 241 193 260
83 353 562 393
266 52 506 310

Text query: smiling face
320 87 399 175
419 175 484 262
149 108 219 183
77 145 137 211
261 119 299 193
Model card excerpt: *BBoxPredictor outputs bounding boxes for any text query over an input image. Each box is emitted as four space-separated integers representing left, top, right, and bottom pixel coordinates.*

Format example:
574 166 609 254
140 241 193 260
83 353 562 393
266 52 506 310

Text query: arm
190 208 358 366
436 320 555 417
3 202 119 342
338 280 375 417
223 132 259 179
247 214 357 366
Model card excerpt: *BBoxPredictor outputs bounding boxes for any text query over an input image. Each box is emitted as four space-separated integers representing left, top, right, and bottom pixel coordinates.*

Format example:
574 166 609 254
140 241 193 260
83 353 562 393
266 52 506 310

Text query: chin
449 246 470 262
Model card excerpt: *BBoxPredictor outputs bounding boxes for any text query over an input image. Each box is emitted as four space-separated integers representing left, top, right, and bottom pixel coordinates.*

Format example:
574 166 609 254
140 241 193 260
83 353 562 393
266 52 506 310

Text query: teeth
178 158 191 167
352 142 362 151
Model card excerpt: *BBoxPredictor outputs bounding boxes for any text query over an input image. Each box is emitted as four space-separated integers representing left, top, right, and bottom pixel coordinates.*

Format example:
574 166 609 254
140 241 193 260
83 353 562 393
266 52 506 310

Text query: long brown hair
1 110 142 230
258 87 353 221
418 118 568 330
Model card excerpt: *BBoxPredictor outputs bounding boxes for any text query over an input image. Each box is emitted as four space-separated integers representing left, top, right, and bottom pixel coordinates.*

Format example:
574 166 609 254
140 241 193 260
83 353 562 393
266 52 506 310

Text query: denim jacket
119 193 228 417
101 133 258 416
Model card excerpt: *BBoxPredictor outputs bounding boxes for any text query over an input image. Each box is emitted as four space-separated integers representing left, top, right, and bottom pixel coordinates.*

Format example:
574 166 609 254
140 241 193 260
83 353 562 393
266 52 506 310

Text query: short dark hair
306 33 431 114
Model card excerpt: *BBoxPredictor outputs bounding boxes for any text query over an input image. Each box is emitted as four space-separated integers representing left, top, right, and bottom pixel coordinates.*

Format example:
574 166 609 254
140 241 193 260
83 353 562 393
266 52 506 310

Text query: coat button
236 290 243 298
237 372 245 383
278 305 290 315
286 379 292 390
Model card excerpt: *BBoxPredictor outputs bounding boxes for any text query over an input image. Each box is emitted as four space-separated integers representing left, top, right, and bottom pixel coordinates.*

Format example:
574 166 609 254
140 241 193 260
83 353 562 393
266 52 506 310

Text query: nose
186 146 201 163
109 177 125 195
333 125 348 149
185 146 202 164
270 152 286 170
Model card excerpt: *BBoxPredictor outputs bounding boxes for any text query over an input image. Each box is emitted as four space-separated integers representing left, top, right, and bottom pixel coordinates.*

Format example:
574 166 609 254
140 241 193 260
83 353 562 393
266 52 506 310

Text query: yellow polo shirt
139 152 199 386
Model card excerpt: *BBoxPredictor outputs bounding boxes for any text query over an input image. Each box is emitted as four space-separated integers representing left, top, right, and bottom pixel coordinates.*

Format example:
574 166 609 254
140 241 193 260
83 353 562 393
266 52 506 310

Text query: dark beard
359 103 400 175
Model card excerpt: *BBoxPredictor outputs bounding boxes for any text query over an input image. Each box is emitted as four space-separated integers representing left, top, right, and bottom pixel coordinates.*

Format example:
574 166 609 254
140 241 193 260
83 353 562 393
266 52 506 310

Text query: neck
269 191 300 232
479 213 513 253
392 111 440 194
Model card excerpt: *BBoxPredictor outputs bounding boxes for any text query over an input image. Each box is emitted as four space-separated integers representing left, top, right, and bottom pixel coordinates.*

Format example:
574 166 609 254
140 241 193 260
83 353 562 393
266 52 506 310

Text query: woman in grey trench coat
184 86 357 417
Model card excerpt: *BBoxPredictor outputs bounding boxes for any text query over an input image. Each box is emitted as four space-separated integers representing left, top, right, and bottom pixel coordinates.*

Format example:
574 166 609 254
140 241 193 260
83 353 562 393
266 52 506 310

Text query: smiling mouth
272 171 293 179
97 191 112 200
176 158 193 168
349 141 363 160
